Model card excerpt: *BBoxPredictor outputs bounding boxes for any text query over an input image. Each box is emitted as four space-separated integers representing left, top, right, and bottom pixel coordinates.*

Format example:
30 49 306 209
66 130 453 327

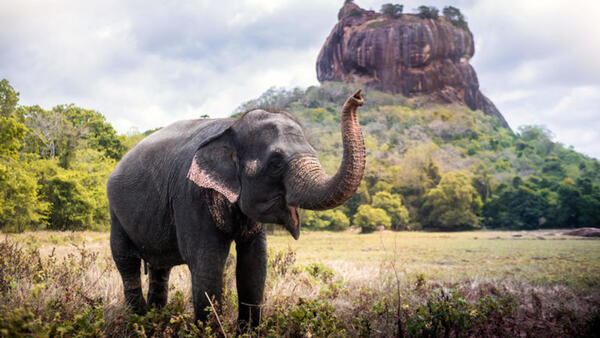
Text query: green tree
541 155 566 179
442 6 468 29
0 112 49 232
59 105 126 160
21 105 71 161
372 191 410 230
0 117 27 158
422 171 482 229
381 3 403 17
483 179 556 229
353 205 391 233
36 149 113 231
417 6 439 19
0 159 49 232
0 79 19 118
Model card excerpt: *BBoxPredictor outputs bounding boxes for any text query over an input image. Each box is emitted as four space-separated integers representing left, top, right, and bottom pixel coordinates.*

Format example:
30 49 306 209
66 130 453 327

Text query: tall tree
422 171 482 229
0 79 19 118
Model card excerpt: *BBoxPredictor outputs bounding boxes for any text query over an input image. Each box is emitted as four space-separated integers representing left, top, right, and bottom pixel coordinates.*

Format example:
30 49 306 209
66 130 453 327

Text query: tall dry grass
1 231 599 336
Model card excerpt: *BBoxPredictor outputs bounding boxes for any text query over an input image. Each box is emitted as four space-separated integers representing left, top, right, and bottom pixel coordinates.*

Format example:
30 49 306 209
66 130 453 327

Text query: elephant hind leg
148 266 171 308
110 212 147 314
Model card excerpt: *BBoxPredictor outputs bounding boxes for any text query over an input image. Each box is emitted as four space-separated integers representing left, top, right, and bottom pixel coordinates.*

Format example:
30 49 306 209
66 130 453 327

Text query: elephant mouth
284 206 300 240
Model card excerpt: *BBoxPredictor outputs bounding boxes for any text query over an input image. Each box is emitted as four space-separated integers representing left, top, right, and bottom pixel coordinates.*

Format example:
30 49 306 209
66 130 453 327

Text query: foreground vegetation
1 230 599 336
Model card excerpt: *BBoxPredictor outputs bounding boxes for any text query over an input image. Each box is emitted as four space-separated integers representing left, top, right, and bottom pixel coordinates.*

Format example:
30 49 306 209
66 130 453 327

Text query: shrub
380 3 403 17
353 205 391 233
372 191 410 230
302 209 350 231
417 5 439 19
257 298 346 336
443 6 468 29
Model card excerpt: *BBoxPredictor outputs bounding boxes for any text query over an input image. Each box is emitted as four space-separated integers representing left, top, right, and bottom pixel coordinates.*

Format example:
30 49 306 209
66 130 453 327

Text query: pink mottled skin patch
244 160 260 177
187 154 239 203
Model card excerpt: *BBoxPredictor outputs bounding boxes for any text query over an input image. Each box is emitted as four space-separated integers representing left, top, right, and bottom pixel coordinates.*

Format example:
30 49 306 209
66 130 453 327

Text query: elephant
106 90 366 328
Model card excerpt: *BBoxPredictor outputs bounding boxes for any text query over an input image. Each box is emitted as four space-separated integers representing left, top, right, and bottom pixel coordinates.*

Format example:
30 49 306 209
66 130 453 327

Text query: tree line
0 79 146 232
2 79 600 233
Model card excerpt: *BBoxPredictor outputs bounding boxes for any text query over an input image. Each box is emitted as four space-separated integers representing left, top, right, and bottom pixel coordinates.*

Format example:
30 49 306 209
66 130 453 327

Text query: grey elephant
107 90 366 327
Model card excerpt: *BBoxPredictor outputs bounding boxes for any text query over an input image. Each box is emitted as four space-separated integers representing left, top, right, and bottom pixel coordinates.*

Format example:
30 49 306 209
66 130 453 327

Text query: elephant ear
187 128 240 203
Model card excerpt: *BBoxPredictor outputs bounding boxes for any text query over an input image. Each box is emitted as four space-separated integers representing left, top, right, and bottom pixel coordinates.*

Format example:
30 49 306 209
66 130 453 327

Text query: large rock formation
317 3 509 129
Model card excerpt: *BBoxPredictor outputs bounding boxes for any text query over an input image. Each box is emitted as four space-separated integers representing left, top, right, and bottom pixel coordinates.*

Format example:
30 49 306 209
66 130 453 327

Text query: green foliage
37 151 113 231
372 191 410 230
305 263 335 282
354 205 391 233
443 6 468 29
0 238 105 336
128 291 202 337
2 78 600 233
405 289 516 337
234 82 600 231
302 209 350 231
0 117 27 157
380 3 403 17
418 5 439 19
422 171 482 229
0 159 49 232
0 103 50 232
58 104 126 160
0 79 122 232
257 297 346 337
0 79 19 118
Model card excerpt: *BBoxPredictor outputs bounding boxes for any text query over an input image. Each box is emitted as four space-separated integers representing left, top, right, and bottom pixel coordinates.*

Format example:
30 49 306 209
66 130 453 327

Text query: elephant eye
267 154 285 177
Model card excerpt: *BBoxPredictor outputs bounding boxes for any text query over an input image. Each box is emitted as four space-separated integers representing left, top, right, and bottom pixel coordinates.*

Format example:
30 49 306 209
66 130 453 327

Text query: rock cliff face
317 3 509 129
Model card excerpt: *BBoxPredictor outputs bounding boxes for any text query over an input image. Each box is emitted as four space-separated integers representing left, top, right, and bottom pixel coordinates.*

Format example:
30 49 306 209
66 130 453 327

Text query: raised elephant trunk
285 89 365 210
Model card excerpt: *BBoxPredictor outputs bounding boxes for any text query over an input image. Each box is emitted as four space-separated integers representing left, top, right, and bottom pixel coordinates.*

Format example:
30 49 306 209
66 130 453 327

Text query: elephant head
187 90 365 239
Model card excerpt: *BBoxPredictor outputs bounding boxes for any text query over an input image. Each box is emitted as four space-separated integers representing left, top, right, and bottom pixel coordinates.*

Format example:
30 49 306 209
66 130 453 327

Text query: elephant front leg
187 242 232 325
236 230 267 329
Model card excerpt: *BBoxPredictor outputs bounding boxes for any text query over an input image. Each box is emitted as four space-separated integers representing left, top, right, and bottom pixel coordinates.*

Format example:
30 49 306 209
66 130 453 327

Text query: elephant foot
125 286 149 315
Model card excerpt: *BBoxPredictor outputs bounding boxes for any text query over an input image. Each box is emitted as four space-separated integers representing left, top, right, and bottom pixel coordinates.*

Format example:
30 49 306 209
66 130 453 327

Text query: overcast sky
1 0 599 158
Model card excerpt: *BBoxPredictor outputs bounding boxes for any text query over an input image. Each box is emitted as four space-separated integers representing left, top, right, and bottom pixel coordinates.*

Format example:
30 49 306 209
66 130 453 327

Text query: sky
1 0 599 158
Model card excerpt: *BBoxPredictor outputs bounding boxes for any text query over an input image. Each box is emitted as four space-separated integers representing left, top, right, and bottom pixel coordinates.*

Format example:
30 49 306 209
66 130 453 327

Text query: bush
257 298 346 337
443 6 468 29
353 205 391 233
372 191 410 230
380 3 403 17
405 289 516 337
302 209 350 231
417 5 439 19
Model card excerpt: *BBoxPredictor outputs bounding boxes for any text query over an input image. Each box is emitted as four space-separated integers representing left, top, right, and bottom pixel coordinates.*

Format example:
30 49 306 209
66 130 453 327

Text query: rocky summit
317 3 509 129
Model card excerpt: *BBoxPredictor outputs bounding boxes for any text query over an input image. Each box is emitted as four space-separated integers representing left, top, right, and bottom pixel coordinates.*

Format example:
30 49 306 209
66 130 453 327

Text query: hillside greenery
1 79 599 233
236 82 600 232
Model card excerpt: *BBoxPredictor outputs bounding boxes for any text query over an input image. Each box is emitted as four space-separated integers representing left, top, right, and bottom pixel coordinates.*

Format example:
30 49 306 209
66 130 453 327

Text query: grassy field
1 229 599 336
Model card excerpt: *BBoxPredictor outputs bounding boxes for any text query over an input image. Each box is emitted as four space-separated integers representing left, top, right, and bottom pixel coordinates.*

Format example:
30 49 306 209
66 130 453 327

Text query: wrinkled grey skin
107 90 365 328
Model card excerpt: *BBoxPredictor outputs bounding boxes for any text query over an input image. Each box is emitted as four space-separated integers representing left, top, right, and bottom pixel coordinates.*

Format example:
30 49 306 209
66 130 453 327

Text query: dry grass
2 229 599 336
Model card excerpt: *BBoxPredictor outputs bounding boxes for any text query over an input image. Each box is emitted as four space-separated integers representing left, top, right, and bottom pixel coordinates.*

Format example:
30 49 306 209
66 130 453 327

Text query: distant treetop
380 3 404 18
417 5 439 19
443 6 468 29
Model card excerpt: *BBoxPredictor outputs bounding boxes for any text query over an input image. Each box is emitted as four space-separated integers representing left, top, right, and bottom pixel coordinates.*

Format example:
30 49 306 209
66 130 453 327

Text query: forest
1 78 600 233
